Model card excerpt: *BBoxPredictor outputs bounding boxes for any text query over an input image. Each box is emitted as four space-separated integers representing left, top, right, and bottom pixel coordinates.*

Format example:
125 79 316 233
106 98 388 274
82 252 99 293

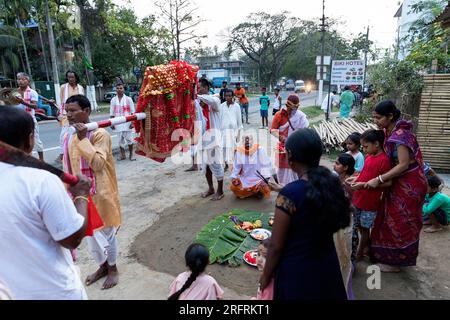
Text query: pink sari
370 120 427 266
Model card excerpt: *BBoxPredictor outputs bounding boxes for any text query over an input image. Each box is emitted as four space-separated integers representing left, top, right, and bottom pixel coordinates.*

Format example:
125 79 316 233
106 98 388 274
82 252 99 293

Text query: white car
295 80 313 93
294 80 305 93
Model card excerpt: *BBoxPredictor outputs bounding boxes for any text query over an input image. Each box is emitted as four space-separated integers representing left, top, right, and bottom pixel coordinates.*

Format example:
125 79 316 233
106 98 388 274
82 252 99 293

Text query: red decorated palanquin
134 61 199 163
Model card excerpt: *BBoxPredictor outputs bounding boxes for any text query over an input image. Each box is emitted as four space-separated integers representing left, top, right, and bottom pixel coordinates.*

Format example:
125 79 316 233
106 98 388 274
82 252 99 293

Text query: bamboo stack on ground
417 74 450 172
312 118 377 153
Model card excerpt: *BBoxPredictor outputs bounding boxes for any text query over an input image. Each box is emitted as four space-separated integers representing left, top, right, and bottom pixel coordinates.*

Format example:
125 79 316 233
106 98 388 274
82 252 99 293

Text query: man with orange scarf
230 135 273 199
270 94 309 186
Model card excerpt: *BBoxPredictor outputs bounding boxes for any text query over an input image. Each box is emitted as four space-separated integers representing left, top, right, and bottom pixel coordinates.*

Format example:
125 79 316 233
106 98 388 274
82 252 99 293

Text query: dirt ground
73 108 450 300
131 188 277 297
131 179 450 300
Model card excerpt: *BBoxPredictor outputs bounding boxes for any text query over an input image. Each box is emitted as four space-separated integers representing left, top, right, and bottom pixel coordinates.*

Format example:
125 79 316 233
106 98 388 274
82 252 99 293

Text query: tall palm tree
0 25 24 79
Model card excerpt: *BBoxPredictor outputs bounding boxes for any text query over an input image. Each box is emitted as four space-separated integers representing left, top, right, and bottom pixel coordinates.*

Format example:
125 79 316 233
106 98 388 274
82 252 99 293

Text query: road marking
33 135 118 154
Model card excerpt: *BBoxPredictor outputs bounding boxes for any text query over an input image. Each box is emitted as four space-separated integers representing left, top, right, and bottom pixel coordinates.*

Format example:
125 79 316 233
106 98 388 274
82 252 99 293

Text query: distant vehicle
212 76 231 88
285 79 295 91
104 90 116 103
294 80 305 93
277 77 287 89
104 84 140 103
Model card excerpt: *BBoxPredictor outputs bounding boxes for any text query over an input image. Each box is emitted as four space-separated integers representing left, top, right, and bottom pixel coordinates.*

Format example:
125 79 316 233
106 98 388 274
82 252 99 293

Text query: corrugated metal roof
394 3 403 18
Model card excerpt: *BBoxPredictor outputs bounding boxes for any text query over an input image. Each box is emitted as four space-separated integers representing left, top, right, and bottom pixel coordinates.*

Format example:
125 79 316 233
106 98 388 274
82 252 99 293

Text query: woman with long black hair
366 100 427 272
260 128 351 300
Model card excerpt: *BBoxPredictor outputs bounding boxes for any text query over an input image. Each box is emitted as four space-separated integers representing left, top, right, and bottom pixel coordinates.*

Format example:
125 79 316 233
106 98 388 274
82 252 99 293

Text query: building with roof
196 55 249 87
395 0 448 60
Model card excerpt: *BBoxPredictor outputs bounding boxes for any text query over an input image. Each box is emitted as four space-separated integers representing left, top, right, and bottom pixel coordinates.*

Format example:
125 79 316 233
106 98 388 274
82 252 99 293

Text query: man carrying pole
15 72 45 161
63 94 121 290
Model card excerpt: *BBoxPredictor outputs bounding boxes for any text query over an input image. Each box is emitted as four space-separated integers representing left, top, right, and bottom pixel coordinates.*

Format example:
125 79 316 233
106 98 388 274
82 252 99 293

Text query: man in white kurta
197 78 224 201
110 83 135 161
15 72 44 161
321 90 339 117
58 71 85 162
220 89 243 170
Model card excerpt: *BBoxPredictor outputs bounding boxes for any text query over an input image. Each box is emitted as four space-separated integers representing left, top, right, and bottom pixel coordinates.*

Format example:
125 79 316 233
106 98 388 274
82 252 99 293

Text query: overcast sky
115 0 401 52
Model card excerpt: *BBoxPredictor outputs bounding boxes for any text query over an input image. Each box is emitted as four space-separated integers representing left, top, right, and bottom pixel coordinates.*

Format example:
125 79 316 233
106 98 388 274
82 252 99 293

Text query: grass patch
327 149 342 161
302 106 323 119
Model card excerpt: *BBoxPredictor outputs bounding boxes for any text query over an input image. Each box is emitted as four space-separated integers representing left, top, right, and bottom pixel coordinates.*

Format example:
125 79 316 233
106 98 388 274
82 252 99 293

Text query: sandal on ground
424 226 443 233
211 193 224 201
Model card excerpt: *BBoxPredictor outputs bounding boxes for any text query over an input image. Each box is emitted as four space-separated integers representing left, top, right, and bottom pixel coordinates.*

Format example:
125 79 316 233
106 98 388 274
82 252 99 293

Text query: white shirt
220 101 243 147
110 95 135 132
231 146 274 188
198 94 222 149
0 163 87 300
273 95 281 110
321 92 339 112
16 87 39 120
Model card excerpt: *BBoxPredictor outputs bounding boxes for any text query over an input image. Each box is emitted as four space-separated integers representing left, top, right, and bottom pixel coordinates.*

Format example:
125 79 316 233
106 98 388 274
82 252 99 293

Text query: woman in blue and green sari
339 86 355 118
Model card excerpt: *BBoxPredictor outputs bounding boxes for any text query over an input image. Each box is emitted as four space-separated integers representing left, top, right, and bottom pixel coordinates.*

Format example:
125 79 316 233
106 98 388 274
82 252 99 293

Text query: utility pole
37 22 50 82
45 0 61 105
76 0 98 111
325 33 337 121
363 24 370 87
17 17 34 89
318 0 326 105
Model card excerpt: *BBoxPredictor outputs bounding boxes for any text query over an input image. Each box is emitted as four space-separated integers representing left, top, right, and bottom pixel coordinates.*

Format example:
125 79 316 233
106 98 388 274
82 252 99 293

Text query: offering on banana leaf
229 216 263 232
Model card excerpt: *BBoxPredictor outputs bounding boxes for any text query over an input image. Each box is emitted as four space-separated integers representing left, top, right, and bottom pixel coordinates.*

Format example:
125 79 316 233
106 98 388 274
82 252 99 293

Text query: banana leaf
195 209 273 267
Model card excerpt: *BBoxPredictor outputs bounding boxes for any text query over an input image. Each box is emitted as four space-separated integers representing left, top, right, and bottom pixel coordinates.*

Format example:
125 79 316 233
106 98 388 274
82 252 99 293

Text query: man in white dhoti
197 78 224 201
57 71 85 162
110 83 136 161
220 89 242 171
15 72 44 161
321 90 339 117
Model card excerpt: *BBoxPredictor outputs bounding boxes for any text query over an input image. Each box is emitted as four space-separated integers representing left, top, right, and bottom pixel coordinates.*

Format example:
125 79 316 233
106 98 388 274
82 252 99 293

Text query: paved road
34 90 318 164
34 113 119 165
247 90 318 115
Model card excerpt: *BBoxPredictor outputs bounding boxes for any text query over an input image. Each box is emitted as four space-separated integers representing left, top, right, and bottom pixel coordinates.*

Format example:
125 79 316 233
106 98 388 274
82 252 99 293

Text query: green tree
406 0 449 70
156 0 206 61
0 26 22 77
228 12 301 87
281 20 355 82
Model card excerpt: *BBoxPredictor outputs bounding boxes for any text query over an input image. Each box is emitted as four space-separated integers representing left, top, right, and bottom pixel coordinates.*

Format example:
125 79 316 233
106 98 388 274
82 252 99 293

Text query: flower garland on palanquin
134 61 199 162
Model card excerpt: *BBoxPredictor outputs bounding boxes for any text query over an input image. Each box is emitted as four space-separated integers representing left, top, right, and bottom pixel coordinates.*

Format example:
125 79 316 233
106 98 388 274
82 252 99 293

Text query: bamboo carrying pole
0 140 78 185
68 113 147 133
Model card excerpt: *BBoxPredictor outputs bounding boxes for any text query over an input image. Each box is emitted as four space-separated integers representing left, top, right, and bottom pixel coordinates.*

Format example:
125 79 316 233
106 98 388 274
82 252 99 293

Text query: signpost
316 55 331 104
331 60 365 86
327 59 365 121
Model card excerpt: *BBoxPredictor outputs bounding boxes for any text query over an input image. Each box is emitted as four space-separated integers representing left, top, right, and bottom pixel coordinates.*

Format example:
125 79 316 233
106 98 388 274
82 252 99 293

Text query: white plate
243 250 258 267
250 228 271 241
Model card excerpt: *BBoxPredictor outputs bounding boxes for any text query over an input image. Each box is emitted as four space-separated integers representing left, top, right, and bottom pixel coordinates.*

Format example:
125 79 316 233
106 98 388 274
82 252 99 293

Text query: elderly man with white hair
15 72 45 161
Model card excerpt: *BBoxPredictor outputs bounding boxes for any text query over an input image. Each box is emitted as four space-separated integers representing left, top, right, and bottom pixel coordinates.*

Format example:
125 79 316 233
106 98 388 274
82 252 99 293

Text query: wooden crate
417 74 450 172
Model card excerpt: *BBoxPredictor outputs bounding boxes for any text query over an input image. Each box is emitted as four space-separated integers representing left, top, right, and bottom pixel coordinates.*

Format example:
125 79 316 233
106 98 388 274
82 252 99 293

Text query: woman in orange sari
270 94 309 186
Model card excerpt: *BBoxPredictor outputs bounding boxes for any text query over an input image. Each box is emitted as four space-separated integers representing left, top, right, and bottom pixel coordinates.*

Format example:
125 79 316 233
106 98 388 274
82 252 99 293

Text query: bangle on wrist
73 196 89 202
378 175 384 184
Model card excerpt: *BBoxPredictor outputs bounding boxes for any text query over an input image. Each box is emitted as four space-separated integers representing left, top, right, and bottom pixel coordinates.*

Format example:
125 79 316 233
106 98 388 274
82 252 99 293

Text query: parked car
104 84 140 103
104 90 116 103
294 80 305 93
285 79 295 91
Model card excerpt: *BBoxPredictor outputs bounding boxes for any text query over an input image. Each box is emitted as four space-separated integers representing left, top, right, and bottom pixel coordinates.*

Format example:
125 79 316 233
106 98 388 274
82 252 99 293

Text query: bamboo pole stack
417 74 450 172
312 118 377 153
